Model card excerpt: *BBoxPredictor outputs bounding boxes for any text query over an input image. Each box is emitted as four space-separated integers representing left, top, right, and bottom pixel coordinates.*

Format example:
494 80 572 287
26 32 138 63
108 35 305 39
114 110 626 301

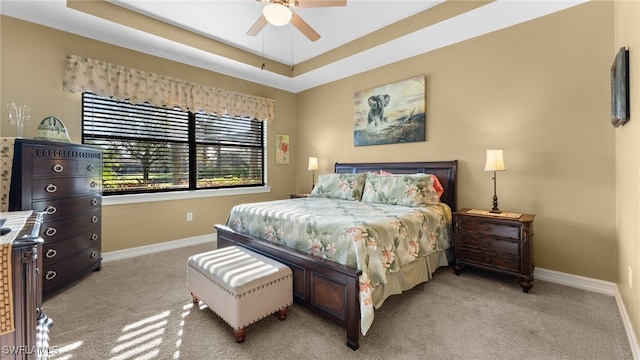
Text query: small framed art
275 133 289 164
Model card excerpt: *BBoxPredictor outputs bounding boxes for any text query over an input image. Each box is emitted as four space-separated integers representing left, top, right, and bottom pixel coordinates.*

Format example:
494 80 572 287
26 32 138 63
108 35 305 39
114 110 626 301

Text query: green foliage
103 172 259 192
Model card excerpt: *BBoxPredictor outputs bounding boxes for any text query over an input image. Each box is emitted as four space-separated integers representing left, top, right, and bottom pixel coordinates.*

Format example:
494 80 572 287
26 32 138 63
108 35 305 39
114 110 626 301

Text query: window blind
82 93 265 194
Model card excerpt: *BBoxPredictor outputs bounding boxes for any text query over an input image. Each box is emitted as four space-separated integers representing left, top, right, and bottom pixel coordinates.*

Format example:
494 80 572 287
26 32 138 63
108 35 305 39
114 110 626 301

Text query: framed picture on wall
353 75 426 146
611 47 630 127
275 133 289 164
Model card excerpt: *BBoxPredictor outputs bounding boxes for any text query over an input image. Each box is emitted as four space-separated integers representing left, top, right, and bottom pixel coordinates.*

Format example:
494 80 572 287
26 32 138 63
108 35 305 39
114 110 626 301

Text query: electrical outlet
629 266 633 289
187 212 193 222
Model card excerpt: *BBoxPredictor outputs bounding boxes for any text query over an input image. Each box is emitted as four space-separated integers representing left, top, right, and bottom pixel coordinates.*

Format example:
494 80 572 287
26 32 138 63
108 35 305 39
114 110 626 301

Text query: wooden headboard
334 161 458 212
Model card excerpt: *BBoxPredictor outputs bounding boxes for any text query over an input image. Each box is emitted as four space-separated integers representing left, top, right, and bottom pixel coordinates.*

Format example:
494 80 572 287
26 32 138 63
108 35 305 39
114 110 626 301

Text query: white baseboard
534 267 617 296
535 267 640 359
615 286 640 360
102 233 217 263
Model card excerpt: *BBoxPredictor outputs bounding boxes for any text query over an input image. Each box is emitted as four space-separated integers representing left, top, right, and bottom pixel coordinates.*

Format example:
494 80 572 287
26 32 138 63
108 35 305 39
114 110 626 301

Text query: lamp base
490 193 500 214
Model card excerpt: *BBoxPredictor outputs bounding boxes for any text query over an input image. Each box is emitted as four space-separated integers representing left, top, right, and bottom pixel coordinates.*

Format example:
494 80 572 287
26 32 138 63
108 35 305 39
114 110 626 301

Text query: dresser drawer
32 158 77 177
459 249 520 273
32 177 101 199
458 219 521 239
42 245 101 291
41 211 101 242
42 230 101 266
78 159 101 176
456 234 520 256
33 194 101 220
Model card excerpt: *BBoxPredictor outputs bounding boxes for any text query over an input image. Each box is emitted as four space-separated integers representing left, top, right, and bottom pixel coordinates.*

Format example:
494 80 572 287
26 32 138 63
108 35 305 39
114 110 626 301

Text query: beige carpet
43 242 632 359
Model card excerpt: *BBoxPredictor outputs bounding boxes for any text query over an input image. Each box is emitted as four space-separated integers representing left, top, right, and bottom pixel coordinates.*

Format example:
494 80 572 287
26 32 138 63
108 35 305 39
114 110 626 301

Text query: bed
214 161 457 350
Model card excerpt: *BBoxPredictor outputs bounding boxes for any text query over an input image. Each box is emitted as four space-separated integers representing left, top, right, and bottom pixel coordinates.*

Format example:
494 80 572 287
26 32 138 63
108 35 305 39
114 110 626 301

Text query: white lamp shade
308 157 318 171
263 3 292 26
484 149 506 172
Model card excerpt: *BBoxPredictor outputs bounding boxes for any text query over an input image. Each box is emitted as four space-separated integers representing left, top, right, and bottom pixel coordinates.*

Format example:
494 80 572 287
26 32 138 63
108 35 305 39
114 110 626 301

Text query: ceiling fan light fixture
263 3 292 26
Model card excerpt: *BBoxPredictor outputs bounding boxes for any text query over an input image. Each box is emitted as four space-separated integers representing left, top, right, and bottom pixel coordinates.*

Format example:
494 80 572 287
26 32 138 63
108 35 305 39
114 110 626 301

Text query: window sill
102 186 272 206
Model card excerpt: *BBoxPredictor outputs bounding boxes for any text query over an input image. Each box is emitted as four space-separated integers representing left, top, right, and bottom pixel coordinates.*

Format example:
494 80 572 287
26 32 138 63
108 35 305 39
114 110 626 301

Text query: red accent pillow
432 176 445 200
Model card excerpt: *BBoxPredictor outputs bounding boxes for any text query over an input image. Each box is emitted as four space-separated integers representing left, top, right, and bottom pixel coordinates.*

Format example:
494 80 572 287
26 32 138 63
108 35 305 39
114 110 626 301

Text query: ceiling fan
247 0 347 42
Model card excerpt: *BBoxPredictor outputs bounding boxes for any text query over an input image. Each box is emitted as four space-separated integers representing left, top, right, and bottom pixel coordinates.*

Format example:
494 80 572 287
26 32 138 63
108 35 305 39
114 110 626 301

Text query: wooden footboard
215 224 362 350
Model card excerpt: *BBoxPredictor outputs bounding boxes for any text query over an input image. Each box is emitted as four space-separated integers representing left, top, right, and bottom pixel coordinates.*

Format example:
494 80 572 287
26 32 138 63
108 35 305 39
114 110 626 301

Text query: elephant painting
353 75 426 146
367 94 391 127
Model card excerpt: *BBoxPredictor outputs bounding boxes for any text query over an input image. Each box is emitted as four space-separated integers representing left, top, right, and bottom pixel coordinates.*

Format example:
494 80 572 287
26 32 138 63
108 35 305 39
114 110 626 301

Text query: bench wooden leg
277 306 288 321
233 328 245 343
190 292 199 303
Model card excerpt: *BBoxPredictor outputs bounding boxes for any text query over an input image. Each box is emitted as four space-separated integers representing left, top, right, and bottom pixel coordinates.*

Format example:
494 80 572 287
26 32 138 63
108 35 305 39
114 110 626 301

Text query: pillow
309 173 367 201
361 173 440 206
379 170 444 199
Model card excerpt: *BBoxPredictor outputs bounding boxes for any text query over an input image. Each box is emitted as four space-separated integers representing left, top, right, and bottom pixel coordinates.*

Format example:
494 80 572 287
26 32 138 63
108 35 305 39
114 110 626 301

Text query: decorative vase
7 103 31 138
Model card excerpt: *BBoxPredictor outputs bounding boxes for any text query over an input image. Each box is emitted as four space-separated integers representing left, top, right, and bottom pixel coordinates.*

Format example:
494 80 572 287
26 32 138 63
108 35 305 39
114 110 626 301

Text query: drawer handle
91 198 99 206
52 164 64 173
90 181 98 188
91 233 98 241
44 205 57 215
45 271 57 280
45 249 57 258
91 216 99 223
90 251 98 259
45 227 57 237
87 164 95 172
45 184 58 193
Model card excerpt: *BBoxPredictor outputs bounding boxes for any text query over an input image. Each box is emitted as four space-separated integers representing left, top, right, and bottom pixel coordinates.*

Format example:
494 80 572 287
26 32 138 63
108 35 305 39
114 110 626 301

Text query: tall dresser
9 139 103 295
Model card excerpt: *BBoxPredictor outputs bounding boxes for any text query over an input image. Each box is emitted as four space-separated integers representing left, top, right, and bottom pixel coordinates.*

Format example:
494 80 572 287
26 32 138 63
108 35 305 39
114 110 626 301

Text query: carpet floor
43 242 632 359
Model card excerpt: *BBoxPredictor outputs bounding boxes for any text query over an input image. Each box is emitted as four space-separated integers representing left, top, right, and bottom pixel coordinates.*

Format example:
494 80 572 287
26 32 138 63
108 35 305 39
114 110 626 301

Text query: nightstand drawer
457 234 520 256
458 219 520 239
460 249 520 272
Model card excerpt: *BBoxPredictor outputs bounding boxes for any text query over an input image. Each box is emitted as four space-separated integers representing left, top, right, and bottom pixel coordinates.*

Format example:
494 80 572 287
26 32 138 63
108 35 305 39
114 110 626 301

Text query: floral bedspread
225 197 453 335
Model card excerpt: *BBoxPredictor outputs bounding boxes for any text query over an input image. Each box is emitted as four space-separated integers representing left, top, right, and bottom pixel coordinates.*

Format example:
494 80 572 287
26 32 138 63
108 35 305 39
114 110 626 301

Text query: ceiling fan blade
294 0 346 8
291 12 320 41
246 15 268 36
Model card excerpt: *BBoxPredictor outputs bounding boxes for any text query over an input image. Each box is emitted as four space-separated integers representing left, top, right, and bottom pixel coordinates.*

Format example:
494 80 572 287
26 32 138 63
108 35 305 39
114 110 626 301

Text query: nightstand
453 208 535 293
289 193 310 199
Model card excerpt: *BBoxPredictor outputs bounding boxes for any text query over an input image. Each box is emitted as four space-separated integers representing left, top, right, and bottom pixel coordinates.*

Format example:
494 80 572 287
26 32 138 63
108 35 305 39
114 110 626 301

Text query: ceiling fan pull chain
261 30 266 71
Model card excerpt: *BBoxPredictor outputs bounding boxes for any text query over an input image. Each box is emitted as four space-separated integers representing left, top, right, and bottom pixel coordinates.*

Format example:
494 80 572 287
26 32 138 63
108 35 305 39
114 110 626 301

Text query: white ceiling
0 0 587 93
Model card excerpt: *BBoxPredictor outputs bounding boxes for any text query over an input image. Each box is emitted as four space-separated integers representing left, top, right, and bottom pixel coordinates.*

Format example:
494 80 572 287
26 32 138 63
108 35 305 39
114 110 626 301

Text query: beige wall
0 16 298 252
296 1 617 281
614 0 640 348
0 0 628 314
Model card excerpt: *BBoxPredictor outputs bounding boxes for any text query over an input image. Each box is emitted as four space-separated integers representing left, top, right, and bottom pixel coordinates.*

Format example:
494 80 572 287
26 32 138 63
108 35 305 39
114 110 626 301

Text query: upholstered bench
187 246 293 343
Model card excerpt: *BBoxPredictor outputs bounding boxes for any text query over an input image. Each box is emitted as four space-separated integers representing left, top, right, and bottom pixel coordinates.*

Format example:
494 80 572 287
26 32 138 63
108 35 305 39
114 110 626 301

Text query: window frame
81 92 268 202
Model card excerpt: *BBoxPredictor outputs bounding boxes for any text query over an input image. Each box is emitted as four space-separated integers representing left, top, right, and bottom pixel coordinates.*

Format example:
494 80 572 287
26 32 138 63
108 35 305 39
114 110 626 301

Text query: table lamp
484 149 506 213
308 157 318 191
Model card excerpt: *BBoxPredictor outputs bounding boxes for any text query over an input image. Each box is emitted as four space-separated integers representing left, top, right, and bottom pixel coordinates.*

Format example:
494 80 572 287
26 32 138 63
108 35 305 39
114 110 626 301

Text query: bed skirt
372 248 452 308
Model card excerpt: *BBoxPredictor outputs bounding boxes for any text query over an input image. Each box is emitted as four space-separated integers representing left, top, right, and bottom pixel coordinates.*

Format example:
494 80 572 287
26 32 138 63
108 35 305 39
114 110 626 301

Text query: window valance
63 55 275 123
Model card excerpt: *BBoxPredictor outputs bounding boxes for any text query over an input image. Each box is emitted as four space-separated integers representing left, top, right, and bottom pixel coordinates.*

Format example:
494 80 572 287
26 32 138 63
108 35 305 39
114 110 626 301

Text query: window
82 93 265 195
